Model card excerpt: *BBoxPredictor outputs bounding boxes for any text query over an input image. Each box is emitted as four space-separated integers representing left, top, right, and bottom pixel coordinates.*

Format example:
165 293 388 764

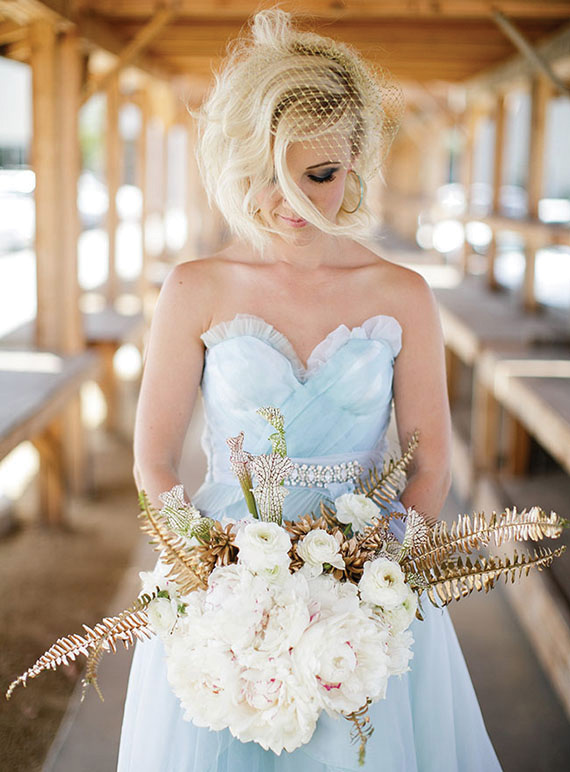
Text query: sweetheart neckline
201 312 402 377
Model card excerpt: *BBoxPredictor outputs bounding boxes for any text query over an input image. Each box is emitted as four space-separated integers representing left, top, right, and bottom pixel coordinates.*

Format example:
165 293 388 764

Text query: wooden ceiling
1 1 569 89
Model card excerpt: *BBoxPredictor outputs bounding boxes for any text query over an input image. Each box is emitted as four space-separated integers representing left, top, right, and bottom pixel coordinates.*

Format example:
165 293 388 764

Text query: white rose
334 493 380 532
146 596 179 638
234 521 291 572
358 557 409 610
296 529 345 578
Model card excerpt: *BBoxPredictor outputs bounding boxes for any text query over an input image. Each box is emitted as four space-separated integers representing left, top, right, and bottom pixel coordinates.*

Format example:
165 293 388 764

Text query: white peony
307 574 359 622
234 664 320 754
334 493 381 532
296 529 345 578
166 638 244 731
386 629 414 675
234 521 292 572
294 608 390 714
358 557 409 610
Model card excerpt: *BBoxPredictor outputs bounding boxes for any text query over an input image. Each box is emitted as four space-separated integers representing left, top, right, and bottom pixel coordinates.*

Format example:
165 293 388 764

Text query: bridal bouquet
6 407 568 764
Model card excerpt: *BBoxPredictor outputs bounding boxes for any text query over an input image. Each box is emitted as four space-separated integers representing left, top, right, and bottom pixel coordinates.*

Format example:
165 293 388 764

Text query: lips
278 214 307 228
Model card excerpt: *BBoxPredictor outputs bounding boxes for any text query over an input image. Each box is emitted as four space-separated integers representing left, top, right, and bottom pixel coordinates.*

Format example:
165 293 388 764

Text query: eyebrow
305 161 341 170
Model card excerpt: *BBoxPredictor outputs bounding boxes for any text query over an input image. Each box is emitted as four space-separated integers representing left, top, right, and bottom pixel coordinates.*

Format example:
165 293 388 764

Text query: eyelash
308 169 339 184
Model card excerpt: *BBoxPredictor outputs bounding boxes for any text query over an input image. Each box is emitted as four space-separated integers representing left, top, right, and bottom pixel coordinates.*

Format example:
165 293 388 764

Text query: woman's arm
133 261 214 508
392 270 452 525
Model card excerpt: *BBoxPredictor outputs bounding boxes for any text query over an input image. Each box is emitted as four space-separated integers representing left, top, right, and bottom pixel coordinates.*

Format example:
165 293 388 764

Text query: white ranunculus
384 588 418 633
146 596 179 638
296 529 345 578
358 557 409 610
234 521 292 572
139 560 175 598
334 493 381 532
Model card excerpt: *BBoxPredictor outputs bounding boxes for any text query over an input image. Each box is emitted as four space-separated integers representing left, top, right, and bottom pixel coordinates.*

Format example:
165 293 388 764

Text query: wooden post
528 75 550 218
34 420 65 527
136 90 149 306
524 75 550 312
57 29 88 493
30 20 58 350
492 94 505 216
106 74 121 305
471 375 500 474
460 106 478 274
57 29 83 355
523 233 539 312
503 412 531 476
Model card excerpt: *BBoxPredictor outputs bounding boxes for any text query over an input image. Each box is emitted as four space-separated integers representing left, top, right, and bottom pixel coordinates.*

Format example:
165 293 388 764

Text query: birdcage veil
194 9 404 251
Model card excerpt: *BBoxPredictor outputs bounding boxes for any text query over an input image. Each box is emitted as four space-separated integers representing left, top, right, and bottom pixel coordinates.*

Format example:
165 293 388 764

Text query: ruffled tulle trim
200 313 402 380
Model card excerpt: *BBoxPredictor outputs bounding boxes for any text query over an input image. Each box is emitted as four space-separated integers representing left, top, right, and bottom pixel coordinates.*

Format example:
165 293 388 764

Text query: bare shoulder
157 254 243 332
355 246 438 322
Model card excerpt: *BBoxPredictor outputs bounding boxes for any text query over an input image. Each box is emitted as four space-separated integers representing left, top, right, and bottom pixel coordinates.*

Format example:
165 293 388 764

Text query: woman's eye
308 169 338 183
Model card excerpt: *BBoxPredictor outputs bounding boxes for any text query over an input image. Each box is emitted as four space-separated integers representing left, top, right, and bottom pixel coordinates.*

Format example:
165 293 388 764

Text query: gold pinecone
195 521 239 571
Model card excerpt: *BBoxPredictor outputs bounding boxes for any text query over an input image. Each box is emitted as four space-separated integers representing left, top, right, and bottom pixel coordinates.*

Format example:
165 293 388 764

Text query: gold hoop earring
341 170 364 214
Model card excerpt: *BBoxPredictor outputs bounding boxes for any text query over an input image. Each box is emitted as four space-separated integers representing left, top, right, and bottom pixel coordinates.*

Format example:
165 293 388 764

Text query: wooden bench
1 308 146 434
0 349 100 524
83 308 145 432
433 276 569 498
473 345 570 478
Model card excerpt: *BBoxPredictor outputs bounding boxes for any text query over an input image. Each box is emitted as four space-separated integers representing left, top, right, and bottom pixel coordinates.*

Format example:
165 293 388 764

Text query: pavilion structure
0 0 569 722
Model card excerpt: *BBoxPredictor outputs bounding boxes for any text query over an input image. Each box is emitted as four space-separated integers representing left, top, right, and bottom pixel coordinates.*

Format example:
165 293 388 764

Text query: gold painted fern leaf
344 699 374 767
354 431 419 508
6 603 152 701
402 508 568 574
423 545 566 607
138 491 208 594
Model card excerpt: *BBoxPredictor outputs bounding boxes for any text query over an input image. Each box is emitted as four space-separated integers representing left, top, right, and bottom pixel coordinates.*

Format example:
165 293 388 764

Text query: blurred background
0 1 569 770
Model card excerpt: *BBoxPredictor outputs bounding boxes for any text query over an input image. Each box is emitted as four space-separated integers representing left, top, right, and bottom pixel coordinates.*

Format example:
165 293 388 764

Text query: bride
118 10 502 771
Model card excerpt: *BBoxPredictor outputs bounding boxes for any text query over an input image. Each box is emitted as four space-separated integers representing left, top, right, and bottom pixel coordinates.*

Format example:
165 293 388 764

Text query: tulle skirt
117 491 502 772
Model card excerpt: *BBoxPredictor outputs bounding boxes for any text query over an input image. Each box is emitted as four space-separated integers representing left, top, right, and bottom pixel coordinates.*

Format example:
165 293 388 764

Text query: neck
263 229 345 270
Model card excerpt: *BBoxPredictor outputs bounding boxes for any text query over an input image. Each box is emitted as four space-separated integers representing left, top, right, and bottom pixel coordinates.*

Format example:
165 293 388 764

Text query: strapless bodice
188 313 403 521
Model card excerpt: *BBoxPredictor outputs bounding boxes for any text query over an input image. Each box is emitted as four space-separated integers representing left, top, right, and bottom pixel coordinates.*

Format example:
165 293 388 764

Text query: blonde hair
194 9 402 252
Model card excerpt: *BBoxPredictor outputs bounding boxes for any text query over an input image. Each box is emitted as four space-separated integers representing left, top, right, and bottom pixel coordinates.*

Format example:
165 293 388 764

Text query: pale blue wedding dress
118 314 502 771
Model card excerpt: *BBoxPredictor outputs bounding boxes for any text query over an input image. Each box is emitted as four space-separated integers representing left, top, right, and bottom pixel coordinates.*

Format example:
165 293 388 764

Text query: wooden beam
0 20 27 45
81 4 177 105
493 10 570 97
30 19 58 350
467 22 570 94
66 1 570 22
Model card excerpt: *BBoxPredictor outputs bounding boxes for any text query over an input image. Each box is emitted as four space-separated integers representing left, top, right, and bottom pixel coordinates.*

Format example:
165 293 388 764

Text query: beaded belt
282 459 363 488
